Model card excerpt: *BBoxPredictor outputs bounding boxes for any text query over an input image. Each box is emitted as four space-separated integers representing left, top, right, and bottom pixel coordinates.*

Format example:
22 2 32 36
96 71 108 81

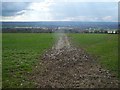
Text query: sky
1 0 119 22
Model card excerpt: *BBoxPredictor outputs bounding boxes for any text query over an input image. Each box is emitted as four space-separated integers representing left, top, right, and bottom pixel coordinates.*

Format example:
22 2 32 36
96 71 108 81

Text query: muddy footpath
30 33 119 88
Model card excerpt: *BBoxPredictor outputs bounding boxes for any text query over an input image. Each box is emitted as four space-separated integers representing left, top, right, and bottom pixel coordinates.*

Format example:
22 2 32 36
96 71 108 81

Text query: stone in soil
31 33 119 88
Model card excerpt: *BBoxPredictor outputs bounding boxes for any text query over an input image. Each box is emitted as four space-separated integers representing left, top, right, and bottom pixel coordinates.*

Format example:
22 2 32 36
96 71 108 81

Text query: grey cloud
51 2 117 19
2 2 30 16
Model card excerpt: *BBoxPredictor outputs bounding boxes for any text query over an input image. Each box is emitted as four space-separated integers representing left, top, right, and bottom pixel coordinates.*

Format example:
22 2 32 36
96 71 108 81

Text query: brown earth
30 33 119 88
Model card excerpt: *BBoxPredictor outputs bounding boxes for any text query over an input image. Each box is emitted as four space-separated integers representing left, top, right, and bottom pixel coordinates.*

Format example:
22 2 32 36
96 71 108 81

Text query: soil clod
31 33 118 88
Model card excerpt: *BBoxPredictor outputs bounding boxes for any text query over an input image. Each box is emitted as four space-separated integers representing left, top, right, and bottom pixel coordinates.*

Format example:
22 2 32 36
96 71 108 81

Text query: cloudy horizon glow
1 1 118 22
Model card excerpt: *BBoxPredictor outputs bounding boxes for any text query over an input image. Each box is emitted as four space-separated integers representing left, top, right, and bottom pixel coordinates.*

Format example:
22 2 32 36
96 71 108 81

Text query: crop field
69 34 118 76
2 33 55 88
2 33 119 88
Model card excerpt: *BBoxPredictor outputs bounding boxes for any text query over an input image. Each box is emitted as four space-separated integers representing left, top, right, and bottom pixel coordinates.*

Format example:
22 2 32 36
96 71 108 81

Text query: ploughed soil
30 33 119 88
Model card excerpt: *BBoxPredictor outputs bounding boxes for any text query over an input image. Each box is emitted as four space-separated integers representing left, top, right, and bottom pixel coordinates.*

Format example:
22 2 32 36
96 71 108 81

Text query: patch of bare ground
30 33 118 88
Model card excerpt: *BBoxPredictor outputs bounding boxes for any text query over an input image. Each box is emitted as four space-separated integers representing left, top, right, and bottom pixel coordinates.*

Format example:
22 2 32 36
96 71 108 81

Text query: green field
69 34 118 76
2 33 119 88
2 33 55 88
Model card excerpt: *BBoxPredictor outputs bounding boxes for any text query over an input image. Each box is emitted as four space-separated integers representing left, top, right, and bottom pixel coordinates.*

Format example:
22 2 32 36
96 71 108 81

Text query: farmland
2 33 55 88
2 33 119 88
69 34 118 76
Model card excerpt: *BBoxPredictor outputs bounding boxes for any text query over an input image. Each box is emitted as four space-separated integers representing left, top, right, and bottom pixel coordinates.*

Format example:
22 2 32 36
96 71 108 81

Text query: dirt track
31 33 118 88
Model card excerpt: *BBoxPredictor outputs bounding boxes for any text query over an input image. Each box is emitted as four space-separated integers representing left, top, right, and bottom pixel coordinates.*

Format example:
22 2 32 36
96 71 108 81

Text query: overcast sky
1 0 118 22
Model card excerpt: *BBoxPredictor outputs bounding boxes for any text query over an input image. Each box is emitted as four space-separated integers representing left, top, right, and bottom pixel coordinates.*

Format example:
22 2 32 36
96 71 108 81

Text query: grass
2 33 55 88
69 34 118 77
2 33 119 88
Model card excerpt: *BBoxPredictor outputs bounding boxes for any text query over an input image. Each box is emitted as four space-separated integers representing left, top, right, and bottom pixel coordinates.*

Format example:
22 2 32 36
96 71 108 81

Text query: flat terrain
69 34 118 75
31 33 118 88
2 33 55 88
2 33 119 88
